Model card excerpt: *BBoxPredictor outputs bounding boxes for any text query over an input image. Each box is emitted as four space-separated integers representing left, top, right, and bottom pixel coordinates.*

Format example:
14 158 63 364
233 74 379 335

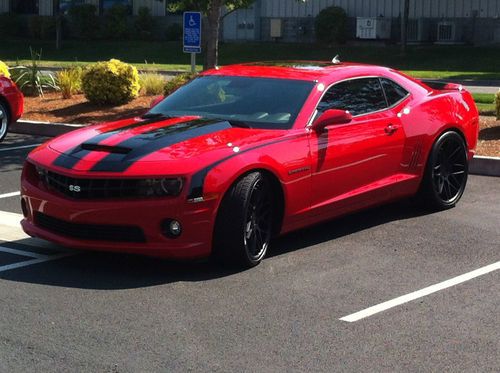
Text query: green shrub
0 61 10 79
164 73 197 96
165 23 182 41
104 4 128 39
82 59 140 105
139 73 166 96
495 90 500 119
28 16 56 39
69 4 99 40
57 67 83 99
315 6 347 44
10 48 59 97
135 6 155 39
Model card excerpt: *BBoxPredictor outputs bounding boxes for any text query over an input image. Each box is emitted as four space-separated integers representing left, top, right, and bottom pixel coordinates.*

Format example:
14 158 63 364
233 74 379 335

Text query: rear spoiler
420 79 463 91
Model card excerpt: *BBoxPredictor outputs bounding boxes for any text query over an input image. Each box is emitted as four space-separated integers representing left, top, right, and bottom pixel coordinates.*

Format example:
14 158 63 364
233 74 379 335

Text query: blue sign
183 12 202 54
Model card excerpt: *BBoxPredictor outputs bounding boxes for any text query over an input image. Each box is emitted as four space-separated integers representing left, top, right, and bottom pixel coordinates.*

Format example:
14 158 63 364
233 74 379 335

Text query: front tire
0 100 10 143
418 131 469 210
213 172 273 268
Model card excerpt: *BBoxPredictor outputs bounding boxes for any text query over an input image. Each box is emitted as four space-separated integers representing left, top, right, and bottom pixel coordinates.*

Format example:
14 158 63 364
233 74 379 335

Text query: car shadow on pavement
0 199 433 290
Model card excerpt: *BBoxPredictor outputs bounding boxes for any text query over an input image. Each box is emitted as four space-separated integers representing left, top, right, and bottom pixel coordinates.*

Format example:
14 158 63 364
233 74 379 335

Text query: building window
11 0 39 14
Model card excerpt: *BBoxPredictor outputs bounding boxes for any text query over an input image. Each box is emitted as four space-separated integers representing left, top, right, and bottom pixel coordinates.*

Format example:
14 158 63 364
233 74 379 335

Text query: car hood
42 116 287 175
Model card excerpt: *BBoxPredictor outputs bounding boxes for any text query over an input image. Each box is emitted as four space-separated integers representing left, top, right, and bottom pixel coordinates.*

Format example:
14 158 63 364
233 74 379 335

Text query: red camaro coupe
20 62 479 267
0 76 24 143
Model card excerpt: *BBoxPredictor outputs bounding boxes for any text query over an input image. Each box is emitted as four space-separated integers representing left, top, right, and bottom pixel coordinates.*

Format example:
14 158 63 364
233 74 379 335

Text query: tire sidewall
0 100 10 143
426 131 468 208
241 173 271 266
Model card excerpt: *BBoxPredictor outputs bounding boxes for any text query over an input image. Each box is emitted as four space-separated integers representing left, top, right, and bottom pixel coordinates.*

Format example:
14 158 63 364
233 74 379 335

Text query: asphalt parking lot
0 133 498 372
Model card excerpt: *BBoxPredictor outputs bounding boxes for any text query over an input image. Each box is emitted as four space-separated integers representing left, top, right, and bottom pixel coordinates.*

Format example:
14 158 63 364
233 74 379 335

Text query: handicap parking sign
183 12 202 54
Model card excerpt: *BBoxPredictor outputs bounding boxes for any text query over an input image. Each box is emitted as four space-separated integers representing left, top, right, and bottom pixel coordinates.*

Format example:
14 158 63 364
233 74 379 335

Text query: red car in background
20 62 479 268
0 76 24 142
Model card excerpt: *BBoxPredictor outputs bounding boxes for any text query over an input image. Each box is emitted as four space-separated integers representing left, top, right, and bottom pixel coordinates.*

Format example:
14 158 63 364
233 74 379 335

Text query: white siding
85 0 99 8
260 0 500 18
39 0 53 15
0 0 9 13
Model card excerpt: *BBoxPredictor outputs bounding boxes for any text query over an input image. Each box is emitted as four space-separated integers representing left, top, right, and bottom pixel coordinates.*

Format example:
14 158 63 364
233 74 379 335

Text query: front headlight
137 177 184 197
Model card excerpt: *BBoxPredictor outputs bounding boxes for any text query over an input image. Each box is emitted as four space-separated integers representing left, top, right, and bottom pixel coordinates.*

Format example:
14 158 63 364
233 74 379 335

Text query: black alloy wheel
243 176 273 262
419 131 468 209
213 172 274 268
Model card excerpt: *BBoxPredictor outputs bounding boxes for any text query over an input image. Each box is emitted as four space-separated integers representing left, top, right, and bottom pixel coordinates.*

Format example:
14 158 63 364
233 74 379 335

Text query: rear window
318 78 387 116
381 78 409 106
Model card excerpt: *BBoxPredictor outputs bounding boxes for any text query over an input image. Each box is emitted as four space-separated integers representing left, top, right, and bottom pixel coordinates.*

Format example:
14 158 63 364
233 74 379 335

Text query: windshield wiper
141 113 171 120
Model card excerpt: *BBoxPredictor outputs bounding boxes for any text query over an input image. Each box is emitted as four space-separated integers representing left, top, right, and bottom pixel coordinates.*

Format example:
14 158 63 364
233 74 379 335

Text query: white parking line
0 211 23 228
0 191 20 199
340 261 500 322
0 144 41 152
0 245 47 259
0 210 76 273
0 252 74 273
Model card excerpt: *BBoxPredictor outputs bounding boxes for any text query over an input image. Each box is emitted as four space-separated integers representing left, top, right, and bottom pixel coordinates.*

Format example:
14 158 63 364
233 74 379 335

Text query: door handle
384 124 399 135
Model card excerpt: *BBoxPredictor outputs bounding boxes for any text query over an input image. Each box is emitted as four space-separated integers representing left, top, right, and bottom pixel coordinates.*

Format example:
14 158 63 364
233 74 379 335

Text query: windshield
148 76 315 129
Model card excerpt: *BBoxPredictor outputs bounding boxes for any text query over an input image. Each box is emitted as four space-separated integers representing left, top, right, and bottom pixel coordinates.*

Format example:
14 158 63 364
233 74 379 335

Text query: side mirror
150 95 164 109
312 109 352 131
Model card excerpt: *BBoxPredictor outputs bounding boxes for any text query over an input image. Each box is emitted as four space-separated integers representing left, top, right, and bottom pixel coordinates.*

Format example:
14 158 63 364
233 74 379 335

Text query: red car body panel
0 76 24 122
20 62 479 259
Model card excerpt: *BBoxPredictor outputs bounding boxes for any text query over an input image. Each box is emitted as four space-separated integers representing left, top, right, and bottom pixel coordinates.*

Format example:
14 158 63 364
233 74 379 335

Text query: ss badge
69 185 81 192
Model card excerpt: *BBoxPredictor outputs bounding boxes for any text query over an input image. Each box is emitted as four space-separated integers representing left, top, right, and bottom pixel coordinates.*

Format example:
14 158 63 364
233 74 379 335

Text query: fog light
161 219 182 238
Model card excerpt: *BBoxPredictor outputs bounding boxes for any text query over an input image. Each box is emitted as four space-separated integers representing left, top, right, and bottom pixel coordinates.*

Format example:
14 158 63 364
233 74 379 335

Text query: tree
168 0 254 69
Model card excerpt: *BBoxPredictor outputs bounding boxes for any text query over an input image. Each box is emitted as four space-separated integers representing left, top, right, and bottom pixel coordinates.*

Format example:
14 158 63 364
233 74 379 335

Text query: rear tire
213 172 274 268
418 131 468 210
0 100 10 143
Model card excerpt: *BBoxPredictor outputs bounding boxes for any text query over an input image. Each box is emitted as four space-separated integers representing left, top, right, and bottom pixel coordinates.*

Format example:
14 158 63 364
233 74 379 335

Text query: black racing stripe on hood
90 119 233 172
52 117 172 170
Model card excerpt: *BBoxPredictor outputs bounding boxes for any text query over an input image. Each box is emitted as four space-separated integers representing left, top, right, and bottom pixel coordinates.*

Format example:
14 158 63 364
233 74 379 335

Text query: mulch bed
20 92 500 157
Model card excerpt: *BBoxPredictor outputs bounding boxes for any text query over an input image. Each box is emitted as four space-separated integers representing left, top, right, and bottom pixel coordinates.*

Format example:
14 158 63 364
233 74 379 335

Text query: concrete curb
11 120 85 137
469 155 500 177
9 120 500 177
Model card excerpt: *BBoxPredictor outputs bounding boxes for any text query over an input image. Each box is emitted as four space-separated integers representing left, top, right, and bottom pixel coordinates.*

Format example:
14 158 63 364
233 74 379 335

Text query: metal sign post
183 12 202 73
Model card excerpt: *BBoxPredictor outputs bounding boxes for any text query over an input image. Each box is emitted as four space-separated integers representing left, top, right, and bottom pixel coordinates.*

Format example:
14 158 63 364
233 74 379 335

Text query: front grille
42 170 147 200
35 212 146 243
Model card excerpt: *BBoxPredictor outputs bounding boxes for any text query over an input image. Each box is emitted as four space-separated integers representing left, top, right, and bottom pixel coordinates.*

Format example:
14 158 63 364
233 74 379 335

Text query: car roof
202 61 394 81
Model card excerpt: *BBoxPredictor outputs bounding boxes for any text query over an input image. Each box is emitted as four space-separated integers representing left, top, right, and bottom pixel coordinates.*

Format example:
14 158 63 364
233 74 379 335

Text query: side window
318 78 387 116
381 78 409 106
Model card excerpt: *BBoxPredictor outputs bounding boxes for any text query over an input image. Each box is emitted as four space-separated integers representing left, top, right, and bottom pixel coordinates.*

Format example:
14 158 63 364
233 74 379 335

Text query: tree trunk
400 0 410 54
205 0 223 70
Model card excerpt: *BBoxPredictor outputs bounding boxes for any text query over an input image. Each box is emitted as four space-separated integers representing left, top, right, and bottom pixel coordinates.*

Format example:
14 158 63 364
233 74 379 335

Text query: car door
309 77 406 218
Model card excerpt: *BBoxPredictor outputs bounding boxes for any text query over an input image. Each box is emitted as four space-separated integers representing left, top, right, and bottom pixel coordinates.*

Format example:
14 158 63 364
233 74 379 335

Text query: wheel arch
216 166 286 237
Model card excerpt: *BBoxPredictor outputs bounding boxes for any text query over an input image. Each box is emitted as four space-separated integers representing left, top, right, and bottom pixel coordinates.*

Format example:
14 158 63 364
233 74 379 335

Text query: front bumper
20 170 218 259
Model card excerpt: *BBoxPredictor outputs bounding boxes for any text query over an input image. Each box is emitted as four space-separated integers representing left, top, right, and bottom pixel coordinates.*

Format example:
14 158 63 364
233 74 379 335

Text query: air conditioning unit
437 22 456 42
356 17 391 40
270 19 282 38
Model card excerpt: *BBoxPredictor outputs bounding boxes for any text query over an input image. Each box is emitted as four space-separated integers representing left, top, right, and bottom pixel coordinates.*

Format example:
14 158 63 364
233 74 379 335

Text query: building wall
0 0 8 13
3 0 165 16
261 0 500 18
39 0 53 16
133 0 165 16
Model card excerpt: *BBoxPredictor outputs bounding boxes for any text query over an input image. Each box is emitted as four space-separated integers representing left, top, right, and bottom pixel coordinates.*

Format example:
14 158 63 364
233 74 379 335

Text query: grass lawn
2 39 500 80
473 93 496 116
